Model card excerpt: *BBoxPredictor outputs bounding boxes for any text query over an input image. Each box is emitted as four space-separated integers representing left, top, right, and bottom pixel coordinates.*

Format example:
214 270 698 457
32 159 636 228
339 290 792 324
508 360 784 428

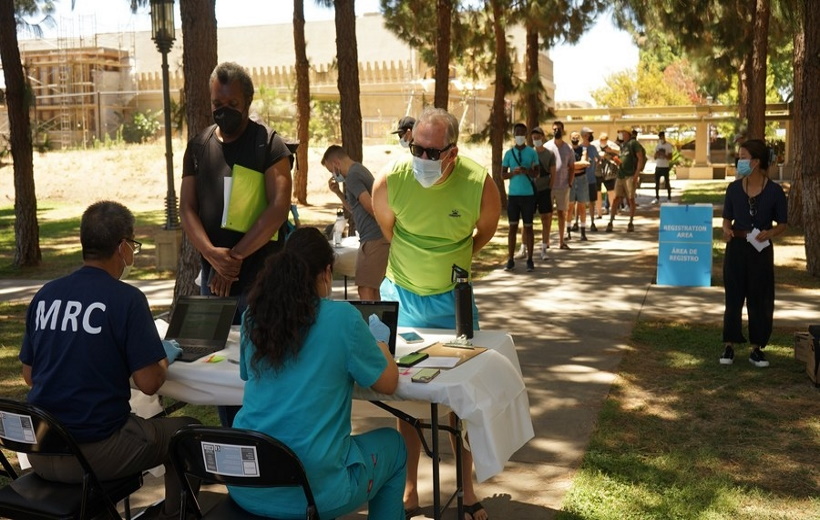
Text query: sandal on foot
405 506 421 519
464 501 488 520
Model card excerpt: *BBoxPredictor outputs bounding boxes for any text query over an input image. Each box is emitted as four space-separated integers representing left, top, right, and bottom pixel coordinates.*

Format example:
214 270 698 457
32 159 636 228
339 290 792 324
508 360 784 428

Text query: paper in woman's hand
747 228 771 252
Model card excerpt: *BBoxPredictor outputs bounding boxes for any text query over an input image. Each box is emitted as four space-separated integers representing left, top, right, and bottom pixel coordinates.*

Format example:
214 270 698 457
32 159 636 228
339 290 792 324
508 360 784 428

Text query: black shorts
507 195 536 225
603 178 616 191
588 183 598 201
534 188 552 214
655 167 671 180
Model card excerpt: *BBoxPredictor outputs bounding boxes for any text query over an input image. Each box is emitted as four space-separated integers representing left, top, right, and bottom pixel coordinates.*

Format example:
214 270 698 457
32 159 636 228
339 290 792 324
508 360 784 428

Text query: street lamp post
150 0 179 230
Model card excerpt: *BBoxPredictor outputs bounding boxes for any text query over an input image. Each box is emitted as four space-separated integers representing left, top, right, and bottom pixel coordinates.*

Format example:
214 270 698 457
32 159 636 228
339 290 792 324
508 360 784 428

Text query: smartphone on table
398 331 424 344
411 368 440 383
397 352 428 367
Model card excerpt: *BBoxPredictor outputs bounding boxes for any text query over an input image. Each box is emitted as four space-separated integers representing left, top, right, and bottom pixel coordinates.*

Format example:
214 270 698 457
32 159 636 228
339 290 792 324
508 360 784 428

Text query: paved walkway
3 184 818 519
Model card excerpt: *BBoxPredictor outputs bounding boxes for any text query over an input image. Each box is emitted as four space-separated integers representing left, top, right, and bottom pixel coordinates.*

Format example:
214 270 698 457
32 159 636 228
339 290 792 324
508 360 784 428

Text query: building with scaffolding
2 12 555 149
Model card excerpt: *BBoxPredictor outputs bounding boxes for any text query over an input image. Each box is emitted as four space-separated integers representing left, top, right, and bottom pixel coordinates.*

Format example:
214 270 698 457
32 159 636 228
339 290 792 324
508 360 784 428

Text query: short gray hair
415 106 459 145
81 201 134 260
210 62 254 104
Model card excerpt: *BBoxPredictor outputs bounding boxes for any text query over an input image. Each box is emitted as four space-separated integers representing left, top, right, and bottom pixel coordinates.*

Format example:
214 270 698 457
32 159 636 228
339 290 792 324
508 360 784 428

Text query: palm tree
317 0 363 163
174 0 218 298
293 0 311 205
0 0 55 267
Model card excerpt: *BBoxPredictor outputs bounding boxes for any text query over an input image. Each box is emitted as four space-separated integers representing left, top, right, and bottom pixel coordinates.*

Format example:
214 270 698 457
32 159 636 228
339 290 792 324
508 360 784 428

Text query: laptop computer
165 296 238 362
347 300 399 355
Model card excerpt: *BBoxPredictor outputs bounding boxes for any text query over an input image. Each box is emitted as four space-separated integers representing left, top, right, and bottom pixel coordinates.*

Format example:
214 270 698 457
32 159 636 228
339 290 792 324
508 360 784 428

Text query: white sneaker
651 198 658 204
539 243 548 261
516 244 527 259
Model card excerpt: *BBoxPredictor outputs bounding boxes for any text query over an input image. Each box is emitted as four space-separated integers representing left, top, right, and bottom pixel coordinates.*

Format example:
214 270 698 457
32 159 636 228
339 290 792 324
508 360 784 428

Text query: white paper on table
747 227 771 252
220 177 234 227
416 356 460 369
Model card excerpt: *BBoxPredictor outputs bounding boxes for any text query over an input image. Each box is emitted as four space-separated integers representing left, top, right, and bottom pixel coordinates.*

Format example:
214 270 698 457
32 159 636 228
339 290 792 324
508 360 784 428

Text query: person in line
179 61 293 426
323 145 390 300
501 122 539 272
545 121 575 250
373 106 500 520
229 227 406 518
606 128 645 233
581 128 600 232
566 131 587 241
720 139 788 367
652 131 675 203
595 132 620 215
20 201 199 520
392 116 416 148
531 126 556 259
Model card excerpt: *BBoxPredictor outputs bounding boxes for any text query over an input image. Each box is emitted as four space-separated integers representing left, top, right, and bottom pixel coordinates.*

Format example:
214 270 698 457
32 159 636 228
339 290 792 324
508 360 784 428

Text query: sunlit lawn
557 321 819 520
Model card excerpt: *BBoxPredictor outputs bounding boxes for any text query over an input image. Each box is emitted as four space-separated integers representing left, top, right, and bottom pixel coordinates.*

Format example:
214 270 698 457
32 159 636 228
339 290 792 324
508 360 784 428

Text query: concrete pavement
3 184 818 519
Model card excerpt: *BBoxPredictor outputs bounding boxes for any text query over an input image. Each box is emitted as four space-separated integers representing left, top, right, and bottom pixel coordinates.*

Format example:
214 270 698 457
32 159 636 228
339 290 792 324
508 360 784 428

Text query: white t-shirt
654 141 675 168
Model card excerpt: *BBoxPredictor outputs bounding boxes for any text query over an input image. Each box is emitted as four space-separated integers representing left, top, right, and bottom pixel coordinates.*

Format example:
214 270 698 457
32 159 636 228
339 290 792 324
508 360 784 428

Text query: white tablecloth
331 236 359 278
160 327 534 482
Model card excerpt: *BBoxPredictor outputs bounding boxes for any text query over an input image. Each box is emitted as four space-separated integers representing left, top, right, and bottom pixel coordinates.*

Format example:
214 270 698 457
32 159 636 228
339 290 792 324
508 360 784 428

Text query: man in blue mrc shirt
19 201 199 520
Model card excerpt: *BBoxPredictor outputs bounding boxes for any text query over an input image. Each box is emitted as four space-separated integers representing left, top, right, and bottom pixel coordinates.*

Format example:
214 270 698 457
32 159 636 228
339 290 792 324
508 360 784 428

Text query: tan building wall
7 13 554 147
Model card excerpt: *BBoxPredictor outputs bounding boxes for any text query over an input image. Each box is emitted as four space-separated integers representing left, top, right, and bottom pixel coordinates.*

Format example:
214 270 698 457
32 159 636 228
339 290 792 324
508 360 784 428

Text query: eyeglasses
123 238 142 254
409 142 454 161
748 196 758 217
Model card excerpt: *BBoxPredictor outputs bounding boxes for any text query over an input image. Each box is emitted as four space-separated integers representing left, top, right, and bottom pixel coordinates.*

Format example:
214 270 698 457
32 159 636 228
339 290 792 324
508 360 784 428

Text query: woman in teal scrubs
229 227 406 519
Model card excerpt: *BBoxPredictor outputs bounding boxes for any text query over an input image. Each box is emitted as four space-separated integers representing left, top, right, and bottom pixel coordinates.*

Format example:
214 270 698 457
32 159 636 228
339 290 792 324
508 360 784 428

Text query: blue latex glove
368 314 390 344
162 339 183 364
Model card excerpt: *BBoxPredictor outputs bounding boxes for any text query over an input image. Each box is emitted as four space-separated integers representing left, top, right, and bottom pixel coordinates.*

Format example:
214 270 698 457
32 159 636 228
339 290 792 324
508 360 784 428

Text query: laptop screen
165 296 238 343
347 300 399 355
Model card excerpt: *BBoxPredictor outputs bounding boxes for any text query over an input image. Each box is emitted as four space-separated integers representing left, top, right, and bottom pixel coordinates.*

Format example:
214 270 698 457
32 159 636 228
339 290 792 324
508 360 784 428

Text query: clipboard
221 164 278 240
417 342 487 368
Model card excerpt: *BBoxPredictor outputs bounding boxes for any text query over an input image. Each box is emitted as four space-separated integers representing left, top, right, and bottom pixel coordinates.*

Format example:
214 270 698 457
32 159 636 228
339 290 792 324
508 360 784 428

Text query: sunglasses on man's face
409 142 454 161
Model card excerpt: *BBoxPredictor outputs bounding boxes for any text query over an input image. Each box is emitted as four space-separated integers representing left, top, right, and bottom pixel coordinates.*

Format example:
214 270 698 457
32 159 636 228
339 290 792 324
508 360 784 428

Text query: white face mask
120 241 134 280
514 135 526 146
533 139 543 148
412 156 443 188
399 136 410 148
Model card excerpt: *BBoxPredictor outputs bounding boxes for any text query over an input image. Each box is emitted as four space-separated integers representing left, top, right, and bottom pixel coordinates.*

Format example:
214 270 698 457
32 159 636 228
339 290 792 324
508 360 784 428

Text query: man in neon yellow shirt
373 106 500 520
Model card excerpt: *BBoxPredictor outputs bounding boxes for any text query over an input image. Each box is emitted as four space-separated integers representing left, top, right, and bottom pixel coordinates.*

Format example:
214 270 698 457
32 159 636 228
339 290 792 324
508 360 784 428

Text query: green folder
221 164 279 240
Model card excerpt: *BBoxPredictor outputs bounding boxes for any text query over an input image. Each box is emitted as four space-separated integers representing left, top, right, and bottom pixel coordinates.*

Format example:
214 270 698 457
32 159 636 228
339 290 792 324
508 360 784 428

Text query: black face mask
213 106 243 136
571 139 580 146
554 129 563 140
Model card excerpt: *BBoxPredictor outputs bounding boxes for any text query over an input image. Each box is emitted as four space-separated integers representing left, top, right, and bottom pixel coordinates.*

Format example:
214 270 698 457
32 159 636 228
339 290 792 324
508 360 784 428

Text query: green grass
557 321 820 519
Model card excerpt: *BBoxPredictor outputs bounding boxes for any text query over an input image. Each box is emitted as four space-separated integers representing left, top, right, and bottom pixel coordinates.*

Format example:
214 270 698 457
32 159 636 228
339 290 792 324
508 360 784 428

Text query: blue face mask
736 159 752 177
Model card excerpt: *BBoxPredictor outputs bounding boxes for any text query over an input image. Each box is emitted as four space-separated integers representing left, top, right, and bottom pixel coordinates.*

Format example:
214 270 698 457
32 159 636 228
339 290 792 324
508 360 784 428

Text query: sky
33 0 639 105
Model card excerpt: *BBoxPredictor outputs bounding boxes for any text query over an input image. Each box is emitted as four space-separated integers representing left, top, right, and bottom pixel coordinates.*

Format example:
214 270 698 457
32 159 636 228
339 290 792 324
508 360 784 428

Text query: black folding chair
0 398 142 519
170 425 320 520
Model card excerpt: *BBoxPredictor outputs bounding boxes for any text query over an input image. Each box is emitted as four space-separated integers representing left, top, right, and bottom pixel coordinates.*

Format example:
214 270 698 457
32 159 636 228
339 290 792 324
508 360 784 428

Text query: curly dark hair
245 227 334 372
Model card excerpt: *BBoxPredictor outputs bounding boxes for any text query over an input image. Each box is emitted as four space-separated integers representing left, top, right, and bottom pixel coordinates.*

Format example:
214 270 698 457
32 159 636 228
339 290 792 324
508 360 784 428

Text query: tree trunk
524 23 539 136
174 0 218 301
489 0 507 207
335 0 363 163
434 0 452 109
747 0 770 140
0 1 41 267
787 21 804 228
293 0 311 205
800 0 820 276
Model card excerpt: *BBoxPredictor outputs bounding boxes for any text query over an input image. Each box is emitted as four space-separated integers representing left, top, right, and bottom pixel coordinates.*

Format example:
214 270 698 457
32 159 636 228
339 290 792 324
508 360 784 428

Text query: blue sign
657 204 713 287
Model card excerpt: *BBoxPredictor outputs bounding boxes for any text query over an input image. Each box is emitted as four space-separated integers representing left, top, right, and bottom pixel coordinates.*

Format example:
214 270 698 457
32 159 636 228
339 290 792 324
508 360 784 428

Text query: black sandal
464 501 487 520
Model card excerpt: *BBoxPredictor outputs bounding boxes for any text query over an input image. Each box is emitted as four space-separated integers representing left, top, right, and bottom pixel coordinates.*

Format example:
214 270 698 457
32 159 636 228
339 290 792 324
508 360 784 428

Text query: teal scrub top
228 299 387 517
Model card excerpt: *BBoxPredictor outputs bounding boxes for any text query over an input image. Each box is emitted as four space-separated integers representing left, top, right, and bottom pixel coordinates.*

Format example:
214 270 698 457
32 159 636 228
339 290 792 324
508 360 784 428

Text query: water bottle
452 264 473 339
333 209 345 246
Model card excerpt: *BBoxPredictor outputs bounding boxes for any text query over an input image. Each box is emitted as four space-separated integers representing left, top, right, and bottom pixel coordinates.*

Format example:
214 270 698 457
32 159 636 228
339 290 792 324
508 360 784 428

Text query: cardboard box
807 336 819 387
794 332 812 363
